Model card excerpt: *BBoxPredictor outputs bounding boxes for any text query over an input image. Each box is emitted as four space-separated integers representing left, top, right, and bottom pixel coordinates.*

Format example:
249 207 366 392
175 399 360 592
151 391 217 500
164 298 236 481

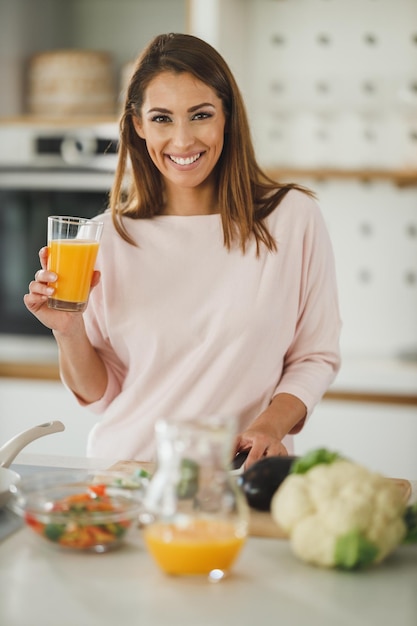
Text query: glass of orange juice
47 215 104 312
142 416 249 582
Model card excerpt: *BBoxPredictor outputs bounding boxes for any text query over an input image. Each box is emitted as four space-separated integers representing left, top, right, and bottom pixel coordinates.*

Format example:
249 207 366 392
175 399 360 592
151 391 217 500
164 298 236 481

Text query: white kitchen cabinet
0 378 98 458
294 398 417 481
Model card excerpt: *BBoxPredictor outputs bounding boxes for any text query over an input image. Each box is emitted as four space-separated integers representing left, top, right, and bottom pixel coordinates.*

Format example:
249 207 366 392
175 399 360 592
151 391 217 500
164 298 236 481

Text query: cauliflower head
271 454 407 569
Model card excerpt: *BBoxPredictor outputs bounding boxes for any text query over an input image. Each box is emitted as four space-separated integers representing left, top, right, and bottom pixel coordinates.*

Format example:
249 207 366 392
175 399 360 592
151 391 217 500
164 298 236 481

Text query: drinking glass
47 215 103 312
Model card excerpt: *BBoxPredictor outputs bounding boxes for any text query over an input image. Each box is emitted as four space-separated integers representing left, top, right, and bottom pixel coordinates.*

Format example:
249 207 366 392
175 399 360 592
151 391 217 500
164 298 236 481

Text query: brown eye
151 115 172 123
192 111 212 120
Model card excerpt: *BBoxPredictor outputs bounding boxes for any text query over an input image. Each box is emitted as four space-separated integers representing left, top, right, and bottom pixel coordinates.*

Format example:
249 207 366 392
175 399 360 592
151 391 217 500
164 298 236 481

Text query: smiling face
133 71 226 202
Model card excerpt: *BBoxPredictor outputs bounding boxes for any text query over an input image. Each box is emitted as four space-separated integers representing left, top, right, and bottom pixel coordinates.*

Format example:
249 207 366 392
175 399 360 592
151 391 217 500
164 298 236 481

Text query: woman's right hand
23 247 100 335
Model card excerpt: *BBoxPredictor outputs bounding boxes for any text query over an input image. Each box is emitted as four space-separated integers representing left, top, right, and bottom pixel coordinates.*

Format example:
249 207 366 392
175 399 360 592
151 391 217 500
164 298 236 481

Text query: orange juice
143 518 246 576
48 239 99 307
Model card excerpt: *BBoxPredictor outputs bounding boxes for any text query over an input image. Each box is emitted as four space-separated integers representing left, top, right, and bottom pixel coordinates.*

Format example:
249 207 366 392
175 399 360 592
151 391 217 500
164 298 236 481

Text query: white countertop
0 454 416 626
330 354 417 396
0 334 58 363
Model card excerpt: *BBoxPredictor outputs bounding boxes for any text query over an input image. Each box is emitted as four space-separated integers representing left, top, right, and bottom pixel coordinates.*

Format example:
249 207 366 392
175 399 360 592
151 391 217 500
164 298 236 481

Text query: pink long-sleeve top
80 189 342 461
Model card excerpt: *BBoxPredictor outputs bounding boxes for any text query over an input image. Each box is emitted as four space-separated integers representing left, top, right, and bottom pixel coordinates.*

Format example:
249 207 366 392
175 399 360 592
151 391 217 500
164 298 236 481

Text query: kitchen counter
326 355 417 404
0 335 59 380
0 454 416 626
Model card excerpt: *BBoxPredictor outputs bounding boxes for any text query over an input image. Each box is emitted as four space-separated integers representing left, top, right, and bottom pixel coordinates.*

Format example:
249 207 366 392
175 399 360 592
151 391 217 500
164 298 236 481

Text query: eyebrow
146 102 216 114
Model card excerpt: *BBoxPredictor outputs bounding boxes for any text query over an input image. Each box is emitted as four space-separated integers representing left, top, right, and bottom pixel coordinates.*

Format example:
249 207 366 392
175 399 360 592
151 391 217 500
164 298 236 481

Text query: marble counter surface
1 454 416 626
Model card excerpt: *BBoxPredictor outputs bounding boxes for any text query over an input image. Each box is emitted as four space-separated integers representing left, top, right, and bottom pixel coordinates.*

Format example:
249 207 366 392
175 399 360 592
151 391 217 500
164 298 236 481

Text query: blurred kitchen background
0 0 416 477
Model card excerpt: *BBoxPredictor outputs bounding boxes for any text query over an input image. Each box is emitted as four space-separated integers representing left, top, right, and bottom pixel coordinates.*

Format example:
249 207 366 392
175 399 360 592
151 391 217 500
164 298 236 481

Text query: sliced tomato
24 512 44 534
88 484 107 498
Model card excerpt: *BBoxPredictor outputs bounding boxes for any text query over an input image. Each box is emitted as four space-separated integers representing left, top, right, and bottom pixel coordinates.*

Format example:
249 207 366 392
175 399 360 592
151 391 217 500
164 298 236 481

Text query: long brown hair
111 32 313 253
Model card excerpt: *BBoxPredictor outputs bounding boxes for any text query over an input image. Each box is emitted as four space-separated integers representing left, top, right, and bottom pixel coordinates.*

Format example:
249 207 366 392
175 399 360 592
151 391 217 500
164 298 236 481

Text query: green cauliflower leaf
403 503 417 544
291 448 343 475
334 530 379 569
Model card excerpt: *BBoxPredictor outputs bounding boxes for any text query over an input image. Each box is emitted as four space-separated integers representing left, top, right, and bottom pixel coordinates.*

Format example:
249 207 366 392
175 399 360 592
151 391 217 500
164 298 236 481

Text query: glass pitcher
142 415 249 581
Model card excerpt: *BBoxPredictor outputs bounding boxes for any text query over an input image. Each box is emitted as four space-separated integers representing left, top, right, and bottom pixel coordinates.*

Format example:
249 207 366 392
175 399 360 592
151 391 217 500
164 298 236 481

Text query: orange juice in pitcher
142 416 249 581
144 518 246 576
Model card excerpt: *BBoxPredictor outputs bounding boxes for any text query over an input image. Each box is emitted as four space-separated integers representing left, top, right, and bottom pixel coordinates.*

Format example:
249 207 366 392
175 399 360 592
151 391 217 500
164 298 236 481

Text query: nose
171 120 194 150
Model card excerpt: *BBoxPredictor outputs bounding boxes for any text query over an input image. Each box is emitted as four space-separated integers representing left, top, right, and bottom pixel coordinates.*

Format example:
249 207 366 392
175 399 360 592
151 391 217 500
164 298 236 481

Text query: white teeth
169 153 201 165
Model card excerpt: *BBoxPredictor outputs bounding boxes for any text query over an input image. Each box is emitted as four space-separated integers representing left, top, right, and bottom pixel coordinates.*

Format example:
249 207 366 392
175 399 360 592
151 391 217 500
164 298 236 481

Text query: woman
24 33 341 466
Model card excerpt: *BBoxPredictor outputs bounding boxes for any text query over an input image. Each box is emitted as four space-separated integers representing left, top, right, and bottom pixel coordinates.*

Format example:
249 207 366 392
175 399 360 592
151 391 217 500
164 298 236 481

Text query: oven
0 120 118 338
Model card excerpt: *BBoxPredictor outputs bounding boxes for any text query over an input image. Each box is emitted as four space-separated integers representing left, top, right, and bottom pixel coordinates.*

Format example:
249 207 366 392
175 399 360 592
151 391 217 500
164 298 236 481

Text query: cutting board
109 460 411 540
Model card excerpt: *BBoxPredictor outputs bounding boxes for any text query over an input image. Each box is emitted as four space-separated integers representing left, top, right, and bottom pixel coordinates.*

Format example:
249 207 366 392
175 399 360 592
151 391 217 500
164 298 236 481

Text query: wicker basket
27 49 116 117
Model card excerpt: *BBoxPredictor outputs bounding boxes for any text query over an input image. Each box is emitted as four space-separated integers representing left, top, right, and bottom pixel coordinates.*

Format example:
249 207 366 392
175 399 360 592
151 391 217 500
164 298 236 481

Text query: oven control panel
0 121 119 171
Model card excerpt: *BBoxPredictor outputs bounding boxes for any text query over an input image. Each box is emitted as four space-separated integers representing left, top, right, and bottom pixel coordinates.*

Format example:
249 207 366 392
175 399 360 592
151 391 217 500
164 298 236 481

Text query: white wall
70 0 187 69
236 0 417 171
297 178 417 358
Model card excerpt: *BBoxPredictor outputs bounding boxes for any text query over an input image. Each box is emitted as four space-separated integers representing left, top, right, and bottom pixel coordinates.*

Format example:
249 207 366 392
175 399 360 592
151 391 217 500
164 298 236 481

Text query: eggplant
237 455 298 511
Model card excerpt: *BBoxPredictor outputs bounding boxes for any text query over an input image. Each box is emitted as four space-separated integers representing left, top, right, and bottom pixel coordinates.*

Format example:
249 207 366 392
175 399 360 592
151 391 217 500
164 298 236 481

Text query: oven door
0 169 114 337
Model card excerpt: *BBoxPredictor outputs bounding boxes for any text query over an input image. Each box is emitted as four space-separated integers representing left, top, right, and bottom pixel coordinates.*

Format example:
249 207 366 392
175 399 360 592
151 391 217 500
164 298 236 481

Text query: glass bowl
8 469 148 553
